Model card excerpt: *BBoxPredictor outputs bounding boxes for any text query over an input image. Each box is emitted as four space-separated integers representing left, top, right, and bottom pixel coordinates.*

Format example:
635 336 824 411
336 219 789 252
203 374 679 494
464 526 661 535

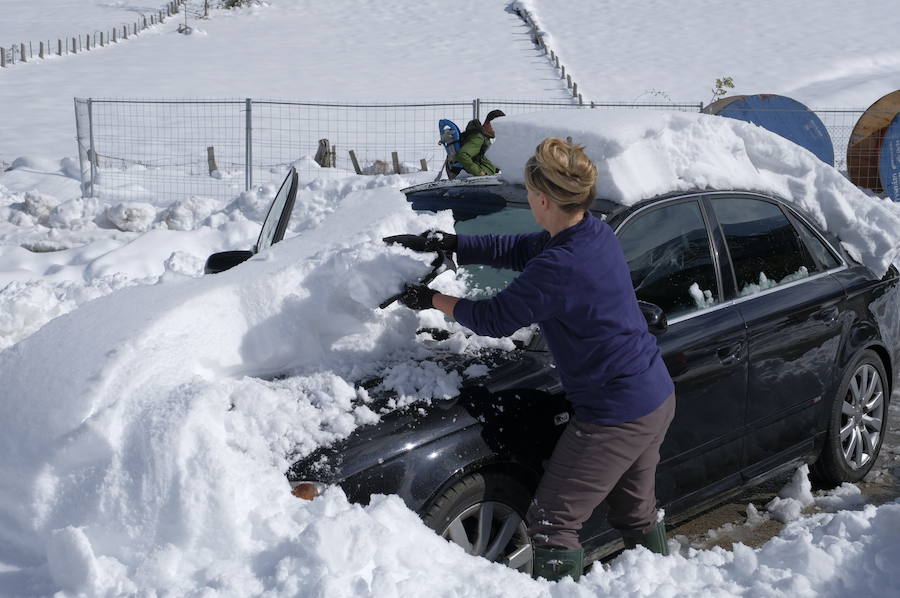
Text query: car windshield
454 207 542 297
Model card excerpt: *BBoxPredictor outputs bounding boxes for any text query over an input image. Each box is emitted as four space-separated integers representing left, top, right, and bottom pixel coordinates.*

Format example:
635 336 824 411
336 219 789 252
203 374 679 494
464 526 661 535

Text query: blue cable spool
878 115 900 201
704 94 835 166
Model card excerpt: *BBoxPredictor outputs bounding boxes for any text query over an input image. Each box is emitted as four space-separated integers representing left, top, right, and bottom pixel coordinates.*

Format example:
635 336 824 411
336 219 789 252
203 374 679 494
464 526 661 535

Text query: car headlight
290 480 327 500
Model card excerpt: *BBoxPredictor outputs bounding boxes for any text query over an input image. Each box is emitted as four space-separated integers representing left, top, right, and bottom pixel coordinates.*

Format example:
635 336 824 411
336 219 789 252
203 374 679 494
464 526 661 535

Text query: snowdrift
492 110 900 277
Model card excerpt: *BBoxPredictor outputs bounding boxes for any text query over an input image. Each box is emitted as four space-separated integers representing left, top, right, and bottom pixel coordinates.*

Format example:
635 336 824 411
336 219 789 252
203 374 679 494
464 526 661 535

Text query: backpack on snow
437 118 464 180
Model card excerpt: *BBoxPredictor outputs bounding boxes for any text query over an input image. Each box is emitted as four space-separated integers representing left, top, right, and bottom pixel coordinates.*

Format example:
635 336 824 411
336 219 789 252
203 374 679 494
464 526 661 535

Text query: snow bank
575 499 900 598
0 186 497 592
492 110 900 277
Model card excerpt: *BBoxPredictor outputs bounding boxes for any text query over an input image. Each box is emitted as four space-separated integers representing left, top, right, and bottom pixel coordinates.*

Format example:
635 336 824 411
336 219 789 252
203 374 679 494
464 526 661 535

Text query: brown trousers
526 393 675 550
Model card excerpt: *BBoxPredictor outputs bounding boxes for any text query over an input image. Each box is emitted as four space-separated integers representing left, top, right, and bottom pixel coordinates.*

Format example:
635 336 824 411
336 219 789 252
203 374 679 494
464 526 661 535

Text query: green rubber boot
532 546 584 581
622 520 669 555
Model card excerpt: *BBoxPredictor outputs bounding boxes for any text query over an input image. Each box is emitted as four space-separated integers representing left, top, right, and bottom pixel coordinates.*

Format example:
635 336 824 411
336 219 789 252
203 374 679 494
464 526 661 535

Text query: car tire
813 349 890 486
423 472 534 574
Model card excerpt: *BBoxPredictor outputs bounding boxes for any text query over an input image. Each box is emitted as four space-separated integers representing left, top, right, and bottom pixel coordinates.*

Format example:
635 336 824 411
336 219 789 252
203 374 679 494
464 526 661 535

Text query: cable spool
703 94 834 166
846 90 900 199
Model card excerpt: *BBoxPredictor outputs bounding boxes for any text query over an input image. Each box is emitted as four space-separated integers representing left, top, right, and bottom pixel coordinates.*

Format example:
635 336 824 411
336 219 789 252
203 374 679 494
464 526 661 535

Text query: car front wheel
814 349 889 485
422 472 533 574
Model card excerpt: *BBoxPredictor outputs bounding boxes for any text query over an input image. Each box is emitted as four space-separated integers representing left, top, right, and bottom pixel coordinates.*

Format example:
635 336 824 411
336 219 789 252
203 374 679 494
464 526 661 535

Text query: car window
711 197 819 297
792 215 842 270
617 200 720 318
453 207 542 297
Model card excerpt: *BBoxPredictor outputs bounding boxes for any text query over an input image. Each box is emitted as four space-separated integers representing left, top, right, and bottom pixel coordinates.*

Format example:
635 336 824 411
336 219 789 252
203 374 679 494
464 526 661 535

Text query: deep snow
2 1 900 596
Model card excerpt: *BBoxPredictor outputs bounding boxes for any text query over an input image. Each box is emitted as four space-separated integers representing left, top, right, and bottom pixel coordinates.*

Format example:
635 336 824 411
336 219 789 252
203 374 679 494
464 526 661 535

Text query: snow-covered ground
515 0 900 108
0 0 168 46
2 1 900 596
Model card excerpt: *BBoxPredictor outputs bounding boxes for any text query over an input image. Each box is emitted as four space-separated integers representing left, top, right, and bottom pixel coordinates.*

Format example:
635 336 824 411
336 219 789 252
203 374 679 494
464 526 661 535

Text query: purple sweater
453 214 673 425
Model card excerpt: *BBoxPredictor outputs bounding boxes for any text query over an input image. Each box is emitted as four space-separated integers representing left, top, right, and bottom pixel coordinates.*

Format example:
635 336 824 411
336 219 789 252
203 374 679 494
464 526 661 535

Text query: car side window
792 215 842 270
711 197 819 297
453 206 542 297
617 200 720 318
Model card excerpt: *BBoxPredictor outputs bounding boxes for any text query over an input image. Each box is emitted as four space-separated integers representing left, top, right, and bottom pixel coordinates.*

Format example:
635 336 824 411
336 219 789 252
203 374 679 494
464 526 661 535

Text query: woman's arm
432 293 460 319
457 231 548 272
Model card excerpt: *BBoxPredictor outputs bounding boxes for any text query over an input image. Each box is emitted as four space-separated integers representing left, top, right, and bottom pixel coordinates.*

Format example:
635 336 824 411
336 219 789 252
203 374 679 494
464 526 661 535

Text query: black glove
383 230 457 253
398 284 437 311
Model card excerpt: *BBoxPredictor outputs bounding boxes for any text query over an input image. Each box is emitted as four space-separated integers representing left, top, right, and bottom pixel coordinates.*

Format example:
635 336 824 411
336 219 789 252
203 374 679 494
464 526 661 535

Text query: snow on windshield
491 109 900 277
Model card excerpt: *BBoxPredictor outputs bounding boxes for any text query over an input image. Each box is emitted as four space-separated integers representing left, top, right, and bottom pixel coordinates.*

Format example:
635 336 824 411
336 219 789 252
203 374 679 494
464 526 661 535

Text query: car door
613 197 748 509
704 194 847 479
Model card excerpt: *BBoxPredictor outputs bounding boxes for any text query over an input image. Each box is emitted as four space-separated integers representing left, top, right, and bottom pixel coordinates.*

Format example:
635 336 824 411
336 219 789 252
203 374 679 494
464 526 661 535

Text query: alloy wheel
440 500 533 573
840 363 885 469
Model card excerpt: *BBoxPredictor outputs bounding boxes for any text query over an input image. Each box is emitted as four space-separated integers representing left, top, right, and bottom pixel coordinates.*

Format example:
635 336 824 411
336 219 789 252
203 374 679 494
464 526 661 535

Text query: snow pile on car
0 186 503 594
492 109 900 277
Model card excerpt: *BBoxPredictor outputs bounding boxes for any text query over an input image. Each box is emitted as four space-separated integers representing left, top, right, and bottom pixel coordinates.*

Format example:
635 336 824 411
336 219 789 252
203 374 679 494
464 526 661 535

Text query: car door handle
717 343 744 365
813 306 839 325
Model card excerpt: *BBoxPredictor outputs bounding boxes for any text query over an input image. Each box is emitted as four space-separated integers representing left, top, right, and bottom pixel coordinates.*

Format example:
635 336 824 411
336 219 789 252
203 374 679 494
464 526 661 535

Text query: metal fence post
87 99 97 197
474 98 480 122
245 98 253 191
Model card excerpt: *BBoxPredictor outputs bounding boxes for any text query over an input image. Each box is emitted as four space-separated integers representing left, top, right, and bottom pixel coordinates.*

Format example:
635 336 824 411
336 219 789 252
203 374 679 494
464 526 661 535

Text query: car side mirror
204 250 254 274
638 301 668 336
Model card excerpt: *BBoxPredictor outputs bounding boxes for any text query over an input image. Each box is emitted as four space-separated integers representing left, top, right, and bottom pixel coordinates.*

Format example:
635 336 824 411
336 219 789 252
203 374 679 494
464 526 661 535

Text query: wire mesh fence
74 98 884 205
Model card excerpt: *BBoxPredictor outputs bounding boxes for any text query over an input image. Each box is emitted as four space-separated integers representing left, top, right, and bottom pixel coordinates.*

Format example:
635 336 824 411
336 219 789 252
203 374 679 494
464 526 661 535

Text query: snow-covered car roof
491 109 900 277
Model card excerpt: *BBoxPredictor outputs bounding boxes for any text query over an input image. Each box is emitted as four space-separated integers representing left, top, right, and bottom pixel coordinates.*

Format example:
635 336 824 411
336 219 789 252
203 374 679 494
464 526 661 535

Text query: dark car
207 174 898 573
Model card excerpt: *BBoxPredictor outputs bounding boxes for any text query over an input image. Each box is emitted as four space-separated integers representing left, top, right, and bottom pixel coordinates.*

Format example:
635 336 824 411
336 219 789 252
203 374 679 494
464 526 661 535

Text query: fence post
391 151 401 174
72 37 77 53
20 43 25 62
88 99 97 198
245 98 253 191
58 39 62 55
1 48 5 68
349 150 362 174
474 98 480 121
39 42 44 58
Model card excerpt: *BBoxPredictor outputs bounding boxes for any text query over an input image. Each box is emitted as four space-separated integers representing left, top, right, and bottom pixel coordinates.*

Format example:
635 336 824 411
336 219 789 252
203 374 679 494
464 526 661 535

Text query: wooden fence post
58 39 63 55
72 37 77 53
39 42 44 58
20 43 26 62
1 48 5 68
123 25 128 40
207 147 219 175
572 82 577 96
578 93 584 105
391 152 401 174
566 74 572 89
314 139 333 167
349 150 362 174
420 159 428 172
113 29 117 43
561 65 565 80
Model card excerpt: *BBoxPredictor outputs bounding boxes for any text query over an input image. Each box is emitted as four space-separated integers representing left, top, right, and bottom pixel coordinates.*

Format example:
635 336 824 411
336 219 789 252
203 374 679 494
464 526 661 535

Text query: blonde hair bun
524 137 597 211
